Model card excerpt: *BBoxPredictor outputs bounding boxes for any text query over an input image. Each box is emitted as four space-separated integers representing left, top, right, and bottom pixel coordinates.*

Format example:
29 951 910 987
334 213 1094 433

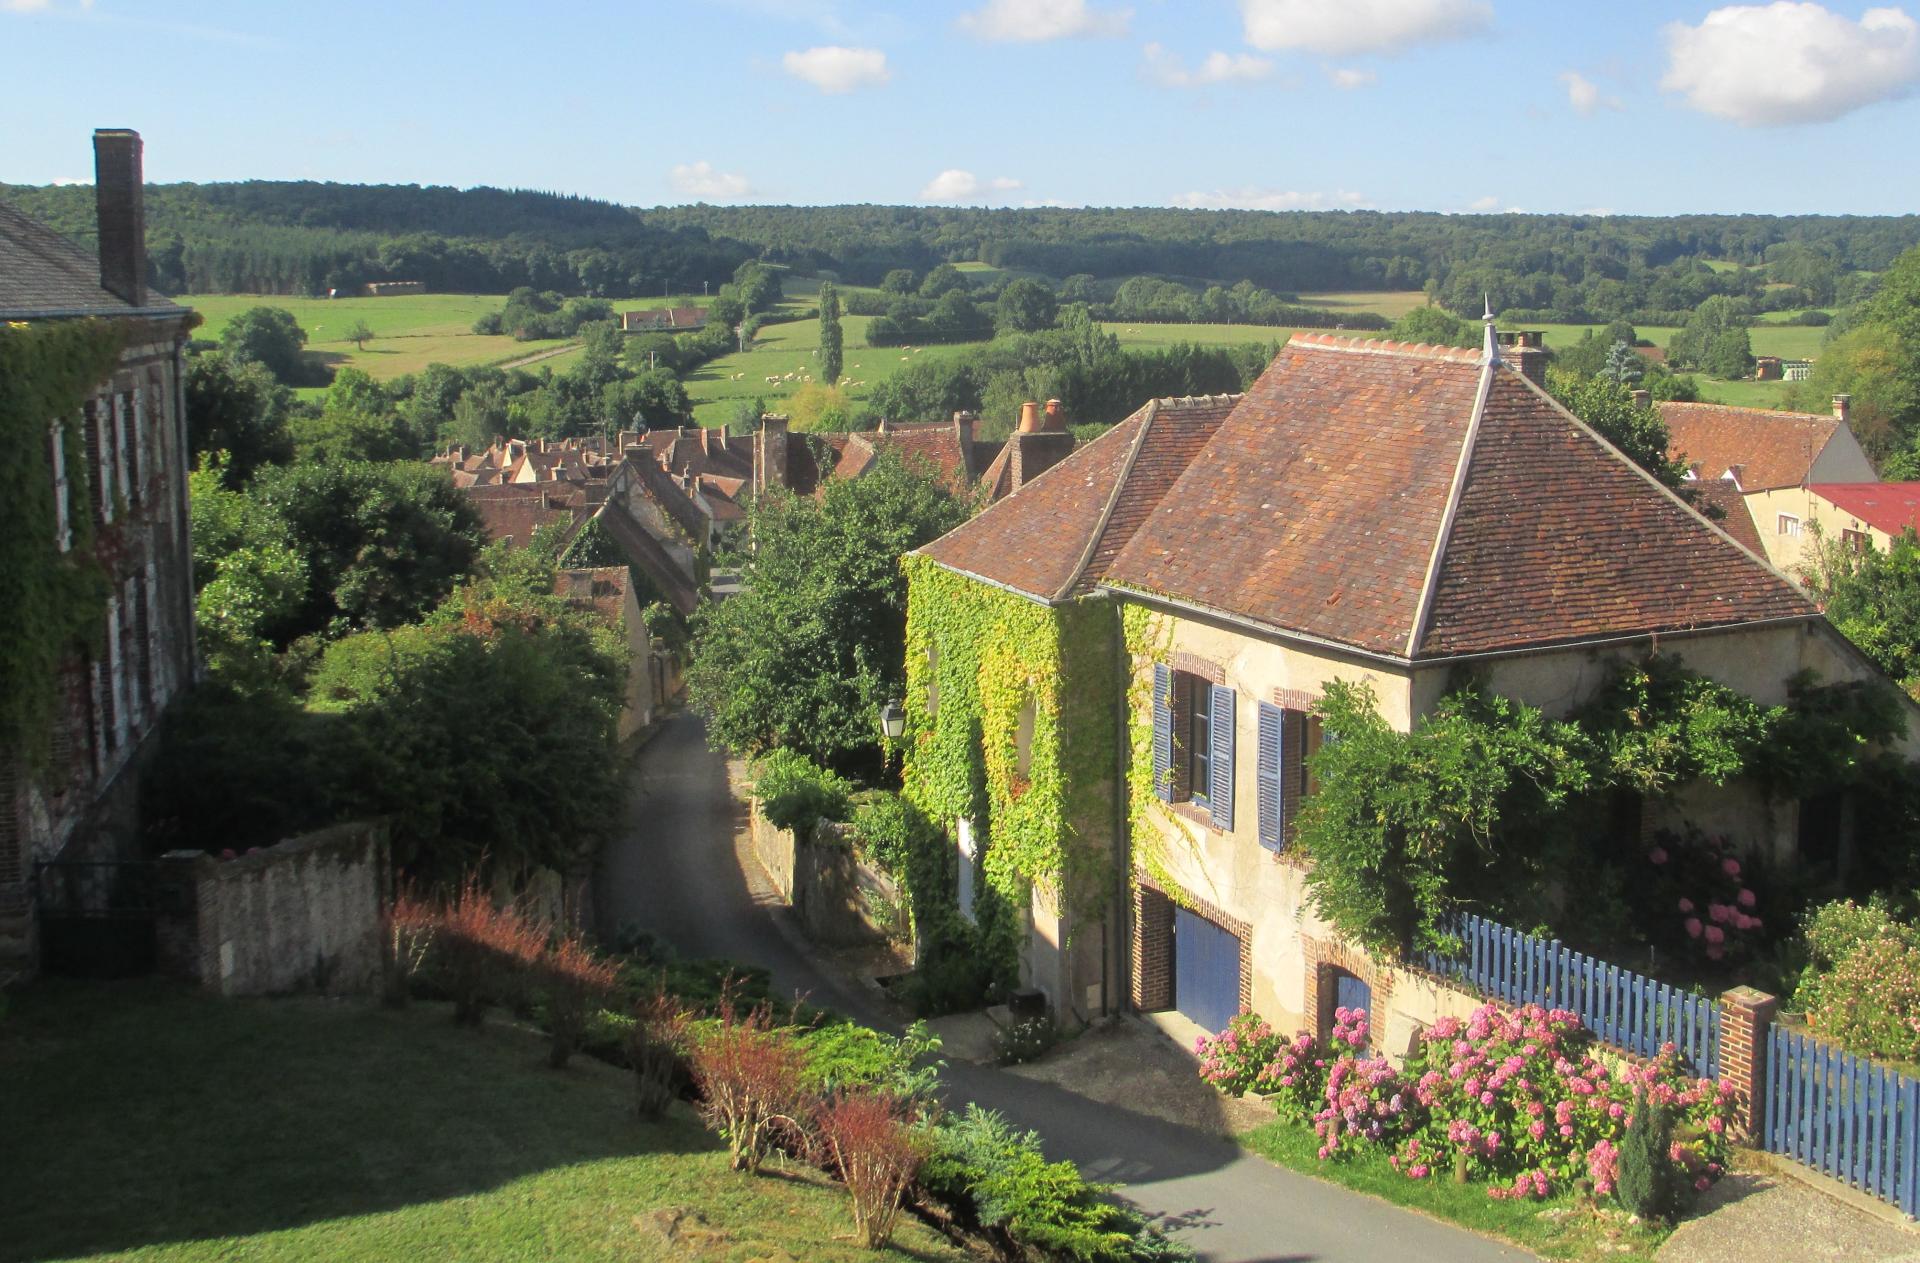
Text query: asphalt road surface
601 711 1530 1263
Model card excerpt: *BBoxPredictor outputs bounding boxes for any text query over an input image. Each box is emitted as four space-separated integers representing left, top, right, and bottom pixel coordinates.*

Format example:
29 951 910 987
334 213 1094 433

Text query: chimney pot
1630 389 1651 409
1018 401 1042 433
92 128 146 308
1834 394 1852 424
1044 399 1064 428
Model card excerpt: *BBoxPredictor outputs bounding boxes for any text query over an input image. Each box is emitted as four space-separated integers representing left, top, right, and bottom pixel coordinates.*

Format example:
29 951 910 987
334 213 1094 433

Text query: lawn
683 311 972 426
1296 290 1430 320
1241 1120 1668 1263
0 981 963 1263
1527 322 1827 361
183 292 572 382
1101 321 1297 349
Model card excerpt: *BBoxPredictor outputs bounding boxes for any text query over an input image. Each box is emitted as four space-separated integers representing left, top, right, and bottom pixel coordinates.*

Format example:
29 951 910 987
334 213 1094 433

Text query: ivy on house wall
1119 602 1226 914
899 557 1119 982
0 319 123 766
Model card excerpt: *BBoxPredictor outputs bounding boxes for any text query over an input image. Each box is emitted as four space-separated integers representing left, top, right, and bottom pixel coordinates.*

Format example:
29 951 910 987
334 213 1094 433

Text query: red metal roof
1809 483 1920 538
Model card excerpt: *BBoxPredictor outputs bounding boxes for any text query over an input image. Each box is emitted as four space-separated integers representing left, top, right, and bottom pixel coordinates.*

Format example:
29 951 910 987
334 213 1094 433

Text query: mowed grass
1296 290 1430 320
183 292 572 382
0 980 962 1263
684 311 970 426
1529 322 1827 361
1241 1121 1667 1262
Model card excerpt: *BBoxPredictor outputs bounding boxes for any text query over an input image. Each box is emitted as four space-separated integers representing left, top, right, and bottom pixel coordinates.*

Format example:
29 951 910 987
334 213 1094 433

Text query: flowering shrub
1794 900 1920 1062
1642 829 1767 966
1195 1012 1287 1097
1253 1032 1326 1123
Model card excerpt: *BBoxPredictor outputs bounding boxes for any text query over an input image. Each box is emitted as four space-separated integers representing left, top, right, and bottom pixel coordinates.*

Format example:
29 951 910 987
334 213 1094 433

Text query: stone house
552 567 657 739
0 130 198 973
905 325 1914 1046
1662 395 1875 573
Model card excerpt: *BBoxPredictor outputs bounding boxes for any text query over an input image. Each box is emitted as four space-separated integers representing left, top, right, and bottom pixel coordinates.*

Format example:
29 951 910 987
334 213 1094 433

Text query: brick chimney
1017 401 1042 433
1630 389 1651 409
93 128 146 307
1834 394 1852 426
1496 330 1548 387
755 414 790 493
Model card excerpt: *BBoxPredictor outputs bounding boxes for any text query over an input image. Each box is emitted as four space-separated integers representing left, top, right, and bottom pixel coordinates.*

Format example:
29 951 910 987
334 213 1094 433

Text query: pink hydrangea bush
1253 1031 1326 1123
1194 1011 1286 1098
1644 830 1766 966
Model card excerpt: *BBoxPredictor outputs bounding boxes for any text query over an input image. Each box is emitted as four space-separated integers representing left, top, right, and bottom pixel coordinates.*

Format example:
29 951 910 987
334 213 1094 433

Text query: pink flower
1737 888 1757 909
1696 1176 1712 1192
1709 903 1731 924
1723 857 1742 877
1685 918 1703 939
1649 847 1669 865
1678 898 1695 913
1707 944 1726 960
1704 925 1725 945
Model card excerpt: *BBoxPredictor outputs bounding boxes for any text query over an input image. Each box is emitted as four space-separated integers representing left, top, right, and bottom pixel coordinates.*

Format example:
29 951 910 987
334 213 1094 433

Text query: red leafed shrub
383 885 439 1007
434 877 547 1026
629 982 694 1119
688 998 811 1172
814 1090 927 1249
535 933 620 1069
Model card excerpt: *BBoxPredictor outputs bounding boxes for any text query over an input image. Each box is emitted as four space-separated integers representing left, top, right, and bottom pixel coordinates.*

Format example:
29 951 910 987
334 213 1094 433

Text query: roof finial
1482 294 1500 367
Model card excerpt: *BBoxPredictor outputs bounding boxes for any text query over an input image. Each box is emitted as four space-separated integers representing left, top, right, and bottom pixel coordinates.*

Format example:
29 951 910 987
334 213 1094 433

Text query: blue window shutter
1152 664 1173 802
1209 684 1235 831
1257 702 1283 851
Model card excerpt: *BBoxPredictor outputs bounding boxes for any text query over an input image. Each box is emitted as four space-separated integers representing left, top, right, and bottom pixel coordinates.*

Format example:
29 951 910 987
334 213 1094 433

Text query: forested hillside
4 180 1918 320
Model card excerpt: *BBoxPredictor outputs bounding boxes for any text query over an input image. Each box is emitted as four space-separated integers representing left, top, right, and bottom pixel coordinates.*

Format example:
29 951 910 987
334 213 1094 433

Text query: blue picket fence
1425 912 1721 1078
1766 1024 1920 1215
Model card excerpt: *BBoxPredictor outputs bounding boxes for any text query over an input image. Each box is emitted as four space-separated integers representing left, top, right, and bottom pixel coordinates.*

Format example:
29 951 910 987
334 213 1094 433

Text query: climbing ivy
0 319 123 766
899 557 1119 983
1119 602 1216 910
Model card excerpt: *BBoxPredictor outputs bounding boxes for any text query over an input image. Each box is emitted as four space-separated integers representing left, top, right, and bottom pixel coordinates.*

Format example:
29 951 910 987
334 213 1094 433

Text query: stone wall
159 821 389 997
794 822 909 948
748 796 795 901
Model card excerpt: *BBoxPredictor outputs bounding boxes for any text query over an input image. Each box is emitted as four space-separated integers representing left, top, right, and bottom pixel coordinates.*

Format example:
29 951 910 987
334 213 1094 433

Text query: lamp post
878 701 906 741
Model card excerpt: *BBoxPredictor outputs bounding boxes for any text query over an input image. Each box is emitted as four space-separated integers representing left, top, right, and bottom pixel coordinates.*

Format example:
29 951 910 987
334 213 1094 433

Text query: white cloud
781 45 891 93
670 161 754 200
1467 194 1501 211
1239 0 1490 55
958 0 1129 42
1559 69 1622 115
919 170 1024 201
1172 187 1368 211
1663 3 1920 126
1142 42 1273 86
49 176 89 186
1328 67 1377 89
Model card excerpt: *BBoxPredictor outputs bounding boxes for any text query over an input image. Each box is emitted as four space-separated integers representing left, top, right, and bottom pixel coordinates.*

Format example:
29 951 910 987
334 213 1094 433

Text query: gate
1173 905 1242 1034
1334 970 1373 1047
33 860 163 978
1765 1023 1920 1215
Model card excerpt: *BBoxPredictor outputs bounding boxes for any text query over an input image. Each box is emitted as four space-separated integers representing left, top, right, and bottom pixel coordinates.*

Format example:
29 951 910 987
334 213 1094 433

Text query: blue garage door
1174 906 1242 1034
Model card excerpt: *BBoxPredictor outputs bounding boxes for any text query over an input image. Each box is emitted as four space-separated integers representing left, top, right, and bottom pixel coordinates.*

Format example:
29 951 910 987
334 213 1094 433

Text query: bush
383 885 437 1007
1795 900 1920 1061
814 1091 927 1249
1616 1092 1683 1222
753 748 853 840
992 1016 1058 1067
431 878 548 1026
1194 1011 1287 1097
628 983 692 1119
534 933 619 1069
903 920 998 1017
799 1020 944 1103
688 998 811 1172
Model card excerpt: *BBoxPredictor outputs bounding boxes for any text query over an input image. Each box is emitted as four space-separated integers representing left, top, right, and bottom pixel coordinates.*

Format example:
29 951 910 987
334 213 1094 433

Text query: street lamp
878 701 906 741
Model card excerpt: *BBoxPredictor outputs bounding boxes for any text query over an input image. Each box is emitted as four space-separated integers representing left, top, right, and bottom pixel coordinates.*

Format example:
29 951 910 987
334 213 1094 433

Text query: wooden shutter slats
1152 663 1173 803
1208 684 1235 832
1257 701 1283 851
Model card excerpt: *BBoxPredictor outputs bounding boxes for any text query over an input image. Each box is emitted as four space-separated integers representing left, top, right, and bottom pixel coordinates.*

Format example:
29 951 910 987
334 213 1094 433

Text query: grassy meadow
683 312 973 426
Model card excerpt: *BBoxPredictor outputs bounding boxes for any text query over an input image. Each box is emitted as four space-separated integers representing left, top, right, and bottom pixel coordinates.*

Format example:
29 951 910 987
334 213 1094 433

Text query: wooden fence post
1719 985 1778 1141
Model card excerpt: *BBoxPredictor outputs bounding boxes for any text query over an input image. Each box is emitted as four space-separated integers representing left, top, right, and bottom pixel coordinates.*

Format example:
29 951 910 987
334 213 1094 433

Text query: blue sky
3 0 1918 215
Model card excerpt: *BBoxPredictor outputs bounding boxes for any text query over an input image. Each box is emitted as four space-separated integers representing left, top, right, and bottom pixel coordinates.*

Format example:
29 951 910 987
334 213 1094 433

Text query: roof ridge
1288 331 1483 364
1405 353 1498 656
1661 400 1840 426
1053 399 1161 602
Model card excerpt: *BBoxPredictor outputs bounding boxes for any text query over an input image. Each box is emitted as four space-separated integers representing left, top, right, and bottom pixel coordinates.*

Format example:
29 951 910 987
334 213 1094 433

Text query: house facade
906 327 1914 1047
0 130 197 973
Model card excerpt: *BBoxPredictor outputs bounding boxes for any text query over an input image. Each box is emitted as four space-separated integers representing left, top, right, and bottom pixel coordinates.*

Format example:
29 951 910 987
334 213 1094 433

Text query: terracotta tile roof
1809 483 1920 538
920 334 1814 659
466 487 589 549
1419 373 1813 657
0 199 184 317
553 566 631 626
915 395 1241 601
590 502 701 616
1661 401 1841 491
1685 478 1766 559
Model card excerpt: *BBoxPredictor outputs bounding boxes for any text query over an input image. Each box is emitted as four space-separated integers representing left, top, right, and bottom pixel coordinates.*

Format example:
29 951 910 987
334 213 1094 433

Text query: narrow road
602 712 1528 1263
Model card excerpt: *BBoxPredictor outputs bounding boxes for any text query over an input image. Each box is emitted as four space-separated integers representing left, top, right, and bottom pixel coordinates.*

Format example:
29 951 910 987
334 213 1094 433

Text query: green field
0 981 960 1263
684 312 977 426
1296 290 1429 320
184 292 573 382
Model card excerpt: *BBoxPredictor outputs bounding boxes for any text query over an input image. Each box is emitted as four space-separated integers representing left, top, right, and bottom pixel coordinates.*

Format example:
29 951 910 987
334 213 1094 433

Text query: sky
3 0 1919 216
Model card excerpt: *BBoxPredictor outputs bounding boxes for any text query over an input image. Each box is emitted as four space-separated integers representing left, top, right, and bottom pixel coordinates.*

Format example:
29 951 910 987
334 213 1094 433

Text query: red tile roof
920 335 1815 661
1660 401 1842 491
553 566 632 626
1684 478 1766 559
1809 483 1920 538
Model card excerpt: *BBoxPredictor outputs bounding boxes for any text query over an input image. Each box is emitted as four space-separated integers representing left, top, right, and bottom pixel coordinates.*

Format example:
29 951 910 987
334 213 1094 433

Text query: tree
1802 525 1920 690
819 281 845 386
220 305 315 386
1667 295 1748 374
450 380 510 451
688 452 971 769
994 278 1058 335
187 464 307 687
919 263 966 300
1601 339 1644 385
1545 367 1686 488
880 268 917 296
1387 306 1478 348
344 319 375 350
184 350 293 486
602 368 689 428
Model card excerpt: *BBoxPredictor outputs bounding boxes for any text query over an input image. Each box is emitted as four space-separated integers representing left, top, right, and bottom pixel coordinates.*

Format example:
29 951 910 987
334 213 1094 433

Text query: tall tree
818 281 844 386
184 350 294 485
220 305 315 386
1545 367 1685 488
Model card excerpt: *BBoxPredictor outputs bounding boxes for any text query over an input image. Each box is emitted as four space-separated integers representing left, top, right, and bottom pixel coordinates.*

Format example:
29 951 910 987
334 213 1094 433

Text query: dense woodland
4 180 1918 322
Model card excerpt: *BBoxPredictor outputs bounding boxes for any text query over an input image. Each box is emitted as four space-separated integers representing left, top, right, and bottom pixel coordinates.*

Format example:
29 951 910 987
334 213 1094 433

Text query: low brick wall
158 821 389 997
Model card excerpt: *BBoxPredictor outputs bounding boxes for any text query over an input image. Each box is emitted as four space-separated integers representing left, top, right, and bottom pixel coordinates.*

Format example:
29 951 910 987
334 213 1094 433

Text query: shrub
688 997 811 1172
799 1020 944 1104
383 886 437 1007
1254 1032 1327 1123
1194 1012 1286 1097
1637 828 1770 966
432 878 547 1026
629 983 692 1119
1616 1091 1682 1222
1794 900 1920 1061
920 1105 1181 1262
904 920 998 1017
753 748 853 840
815 1091 927 1249
534 933 620 1069
992 1016 1058 1066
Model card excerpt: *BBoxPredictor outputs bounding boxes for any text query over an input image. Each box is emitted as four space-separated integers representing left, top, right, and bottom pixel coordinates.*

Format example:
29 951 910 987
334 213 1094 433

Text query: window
49 419 70 552
1842 528 1871 554
1303 714 1326 798
1152 664 1234 831
1777 513 1802 537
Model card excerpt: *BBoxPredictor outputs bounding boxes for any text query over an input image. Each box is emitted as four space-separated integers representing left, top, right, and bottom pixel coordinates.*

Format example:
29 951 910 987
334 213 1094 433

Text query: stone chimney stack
1630 389 1651 409
755 414 790 494
93 128 146 308
1017 401 1042 433
1496 330 1548 387
1834 394 1852 426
